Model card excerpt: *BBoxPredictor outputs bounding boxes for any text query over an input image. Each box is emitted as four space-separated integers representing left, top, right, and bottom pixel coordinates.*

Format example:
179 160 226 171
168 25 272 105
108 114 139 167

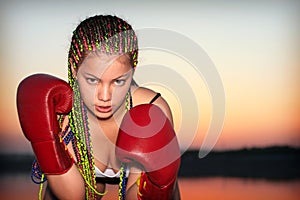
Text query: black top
149 93 161 104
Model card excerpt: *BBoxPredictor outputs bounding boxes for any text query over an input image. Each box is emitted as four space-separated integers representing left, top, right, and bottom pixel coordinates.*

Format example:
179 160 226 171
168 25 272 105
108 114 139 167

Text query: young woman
17 15 180 200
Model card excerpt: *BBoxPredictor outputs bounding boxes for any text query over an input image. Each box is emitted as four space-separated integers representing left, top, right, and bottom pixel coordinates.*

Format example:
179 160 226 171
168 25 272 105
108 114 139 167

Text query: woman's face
75 52 133 120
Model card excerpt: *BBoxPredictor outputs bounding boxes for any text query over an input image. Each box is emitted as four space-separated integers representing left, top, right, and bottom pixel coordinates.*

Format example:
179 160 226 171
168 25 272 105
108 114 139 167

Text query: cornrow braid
67 15 138 199
68 15 138 72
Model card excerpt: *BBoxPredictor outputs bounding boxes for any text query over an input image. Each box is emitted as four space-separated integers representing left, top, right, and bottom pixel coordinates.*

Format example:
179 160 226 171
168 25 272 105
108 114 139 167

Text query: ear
71 66 77 79
69 59 78 79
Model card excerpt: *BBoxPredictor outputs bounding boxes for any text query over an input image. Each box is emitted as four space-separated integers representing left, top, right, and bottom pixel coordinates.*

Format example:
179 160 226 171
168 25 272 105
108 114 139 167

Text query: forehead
78 52 132 77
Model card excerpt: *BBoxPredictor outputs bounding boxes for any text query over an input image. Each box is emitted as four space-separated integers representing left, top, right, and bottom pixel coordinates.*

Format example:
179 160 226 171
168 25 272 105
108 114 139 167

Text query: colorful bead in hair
68 15 138 71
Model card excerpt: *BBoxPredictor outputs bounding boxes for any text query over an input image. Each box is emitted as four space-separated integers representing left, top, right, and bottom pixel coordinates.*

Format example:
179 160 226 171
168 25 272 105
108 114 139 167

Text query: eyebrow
83 72 99 79
114 72 131 79
83 71 131 80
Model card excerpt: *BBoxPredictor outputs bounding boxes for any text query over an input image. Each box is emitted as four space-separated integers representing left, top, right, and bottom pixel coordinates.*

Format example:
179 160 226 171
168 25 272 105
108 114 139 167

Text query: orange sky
0 1 299 154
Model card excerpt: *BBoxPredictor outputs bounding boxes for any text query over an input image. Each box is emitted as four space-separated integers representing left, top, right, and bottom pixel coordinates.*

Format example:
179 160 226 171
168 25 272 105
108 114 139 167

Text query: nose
97 84 111 102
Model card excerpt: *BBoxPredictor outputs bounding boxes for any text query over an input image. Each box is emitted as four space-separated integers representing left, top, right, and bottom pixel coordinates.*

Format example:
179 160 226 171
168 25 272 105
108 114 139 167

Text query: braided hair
68 15 138 73
67 15 138 199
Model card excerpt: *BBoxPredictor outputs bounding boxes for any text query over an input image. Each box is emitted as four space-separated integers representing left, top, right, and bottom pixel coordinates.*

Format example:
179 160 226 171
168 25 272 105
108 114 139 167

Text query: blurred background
0 0 299 199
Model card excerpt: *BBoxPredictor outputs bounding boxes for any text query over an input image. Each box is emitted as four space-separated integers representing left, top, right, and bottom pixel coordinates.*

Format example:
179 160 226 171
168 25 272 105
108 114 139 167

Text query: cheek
111 83 131 105
78 80 96 104
112 88 128 104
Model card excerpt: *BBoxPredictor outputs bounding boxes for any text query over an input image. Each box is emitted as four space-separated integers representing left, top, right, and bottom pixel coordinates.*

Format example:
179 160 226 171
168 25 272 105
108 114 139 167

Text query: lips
95 105 112 113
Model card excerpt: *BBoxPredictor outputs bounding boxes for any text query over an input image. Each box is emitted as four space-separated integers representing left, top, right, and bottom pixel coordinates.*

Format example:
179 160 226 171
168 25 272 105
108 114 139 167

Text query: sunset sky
0 0 299 154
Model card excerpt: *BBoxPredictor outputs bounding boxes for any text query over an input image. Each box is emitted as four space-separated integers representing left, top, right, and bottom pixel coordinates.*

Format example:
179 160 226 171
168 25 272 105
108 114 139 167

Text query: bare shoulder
131 86 174 125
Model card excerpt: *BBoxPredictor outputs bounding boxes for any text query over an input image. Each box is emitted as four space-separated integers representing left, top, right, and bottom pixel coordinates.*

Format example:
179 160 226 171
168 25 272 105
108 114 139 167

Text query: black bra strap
149 93 161 104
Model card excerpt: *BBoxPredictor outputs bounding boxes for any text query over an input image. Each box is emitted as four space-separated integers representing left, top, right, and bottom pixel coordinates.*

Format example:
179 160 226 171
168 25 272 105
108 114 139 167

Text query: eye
86 78 98 85
114 79 126 86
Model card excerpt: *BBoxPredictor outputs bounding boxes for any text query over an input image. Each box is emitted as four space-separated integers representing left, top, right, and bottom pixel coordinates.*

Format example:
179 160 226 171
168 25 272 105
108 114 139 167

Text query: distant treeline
179 146 300 180
1 146 300 180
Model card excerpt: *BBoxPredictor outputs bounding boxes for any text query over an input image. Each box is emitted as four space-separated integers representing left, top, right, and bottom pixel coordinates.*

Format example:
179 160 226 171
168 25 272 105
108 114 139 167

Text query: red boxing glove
17 74 73 175
116 104 181 200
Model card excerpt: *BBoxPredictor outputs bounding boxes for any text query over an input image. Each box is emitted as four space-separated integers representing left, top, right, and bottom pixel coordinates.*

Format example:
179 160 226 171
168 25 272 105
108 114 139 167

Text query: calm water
0 174 299 200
